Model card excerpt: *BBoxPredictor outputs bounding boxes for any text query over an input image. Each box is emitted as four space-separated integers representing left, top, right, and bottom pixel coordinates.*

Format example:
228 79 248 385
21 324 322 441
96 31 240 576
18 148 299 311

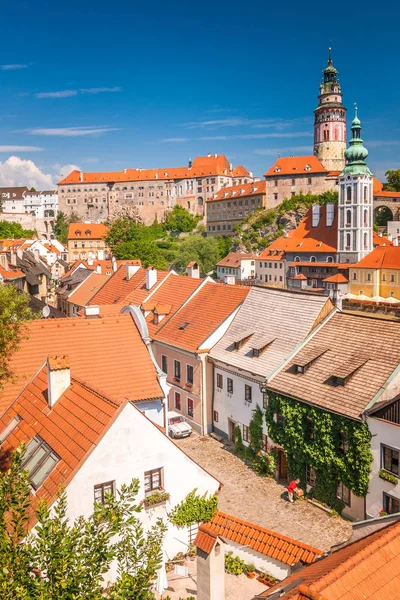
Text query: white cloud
0 146 43 152
0 156 54 188
36 90 78 99
36 87 121 99
0 64 29 71
23 126 120 137
55 163 81 180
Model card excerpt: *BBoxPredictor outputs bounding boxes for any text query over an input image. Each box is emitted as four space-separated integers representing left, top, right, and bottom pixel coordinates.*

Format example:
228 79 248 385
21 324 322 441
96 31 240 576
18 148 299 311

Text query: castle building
314 48 347 172
337 108 373 263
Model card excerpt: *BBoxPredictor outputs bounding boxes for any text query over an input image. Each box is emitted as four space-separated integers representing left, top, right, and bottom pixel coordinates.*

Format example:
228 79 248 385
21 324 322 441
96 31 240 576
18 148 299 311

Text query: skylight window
179 322 189 330
0 415 21 444
21 436 59 490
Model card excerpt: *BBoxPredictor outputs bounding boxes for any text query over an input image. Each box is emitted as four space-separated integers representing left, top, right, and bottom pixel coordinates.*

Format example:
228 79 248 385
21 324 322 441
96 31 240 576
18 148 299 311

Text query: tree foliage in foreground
0 448 167 599
384 169 400 192
0 221 37 239
0 285 36 387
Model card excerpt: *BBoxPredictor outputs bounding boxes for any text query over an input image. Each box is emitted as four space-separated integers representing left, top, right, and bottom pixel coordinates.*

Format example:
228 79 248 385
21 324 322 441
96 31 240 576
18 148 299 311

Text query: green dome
344 138 368 163
341 107 372 176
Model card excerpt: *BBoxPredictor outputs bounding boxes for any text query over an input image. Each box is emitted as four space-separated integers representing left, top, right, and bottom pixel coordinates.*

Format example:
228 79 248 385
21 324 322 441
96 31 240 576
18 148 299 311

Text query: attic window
75 230 81 237
305 165 311 171
275 167 281 173
293 347 327 374
0 415 21 444
179 322 189 330
21 436 59 490
325 356 368 387
233 331 254 350
252 337 276 357
85 230 91 236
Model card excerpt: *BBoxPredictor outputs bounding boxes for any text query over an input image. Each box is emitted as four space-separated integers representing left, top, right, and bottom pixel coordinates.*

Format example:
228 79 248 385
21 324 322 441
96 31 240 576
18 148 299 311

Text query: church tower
314 49 346 172
337 107 373 263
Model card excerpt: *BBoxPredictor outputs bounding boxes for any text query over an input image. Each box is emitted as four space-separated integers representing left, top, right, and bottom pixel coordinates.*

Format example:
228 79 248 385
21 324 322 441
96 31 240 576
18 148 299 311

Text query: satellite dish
42 305 51 319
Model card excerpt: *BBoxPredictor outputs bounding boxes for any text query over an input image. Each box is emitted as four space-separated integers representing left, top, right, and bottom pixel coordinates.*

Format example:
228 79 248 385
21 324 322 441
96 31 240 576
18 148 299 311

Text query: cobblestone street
175 434 351 552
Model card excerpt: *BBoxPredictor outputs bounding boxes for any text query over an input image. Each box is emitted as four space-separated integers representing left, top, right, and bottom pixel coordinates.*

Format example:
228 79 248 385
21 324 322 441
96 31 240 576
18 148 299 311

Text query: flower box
379 469 398 485
143 490 170 508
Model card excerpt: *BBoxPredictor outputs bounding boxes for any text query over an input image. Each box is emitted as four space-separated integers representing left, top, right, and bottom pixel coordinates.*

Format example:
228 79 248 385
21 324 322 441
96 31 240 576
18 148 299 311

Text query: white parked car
168 411 192 439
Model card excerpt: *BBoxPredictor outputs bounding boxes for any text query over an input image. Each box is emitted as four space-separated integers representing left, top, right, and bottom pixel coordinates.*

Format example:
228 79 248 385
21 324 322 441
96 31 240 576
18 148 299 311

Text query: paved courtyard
175 434 351 552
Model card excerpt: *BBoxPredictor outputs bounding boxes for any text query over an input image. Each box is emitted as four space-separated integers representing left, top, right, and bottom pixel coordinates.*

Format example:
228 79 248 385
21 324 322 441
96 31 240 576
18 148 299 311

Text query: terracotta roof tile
154 282 249 352
232 165 251 177
67 272 109 307
67 223 109 240
195 511 323 564
353 246 400 270
207 180 266 203
322 273 348 283
264 156 326 177
216 252 256 268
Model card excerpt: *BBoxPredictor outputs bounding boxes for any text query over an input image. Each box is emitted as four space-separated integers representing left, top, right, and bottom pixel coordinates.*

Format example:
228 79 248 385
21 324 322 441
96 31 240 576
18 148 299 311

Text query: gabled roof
88 265 169 307
258 520 400 599
232 165 251 177
195 511 323 566
207 180 266 203
154 282 249 352
322 273 348 283
264 156 326 178
67 223 109 240
0 314 163 415
352 245 400 270
0 366 120 523
216 252 256 268
268 312 400 420
67 272 109 307
210 287 334 378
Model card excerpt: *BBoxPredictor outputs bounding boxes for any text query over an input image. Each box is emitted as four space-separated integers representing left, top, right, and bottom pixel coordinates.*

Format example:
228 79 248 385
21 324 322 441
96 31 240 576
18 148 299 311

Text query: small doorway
228 418 236 443
277 449 287 480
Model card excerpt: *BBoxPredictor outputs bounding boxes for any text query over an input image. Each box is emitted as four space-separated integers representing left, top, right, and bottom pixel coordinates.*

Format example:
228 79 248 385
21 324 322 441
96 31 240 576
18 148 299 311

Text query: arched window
346 233 351 249
364 209 368 226
346 187 351 202
364 232 368 249
327 256 334 263
310 256 316 263
346 210 352 226
294 256 300 262
363 186 368 201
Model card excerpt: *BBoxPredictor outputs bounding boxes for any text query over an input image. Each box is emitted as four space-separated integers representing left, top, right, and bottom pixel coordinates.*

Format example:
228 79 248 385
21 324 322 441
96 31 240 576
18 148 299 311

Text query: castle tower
337 107 373 263
314 49 346 172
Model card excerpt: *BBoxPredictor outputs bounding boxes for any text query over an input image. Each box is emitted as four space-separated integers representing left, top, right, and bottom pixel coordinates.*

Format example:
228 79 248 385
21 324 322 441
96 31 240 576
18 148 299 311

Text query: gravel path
176 434 351 552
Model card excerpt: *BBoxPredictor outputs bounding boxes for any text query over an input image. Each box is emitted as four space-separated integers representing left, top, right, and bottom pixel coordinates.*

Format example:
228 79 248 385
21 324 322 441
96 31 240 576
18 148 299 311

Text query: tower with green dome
337 107 373 263
314 48 347 172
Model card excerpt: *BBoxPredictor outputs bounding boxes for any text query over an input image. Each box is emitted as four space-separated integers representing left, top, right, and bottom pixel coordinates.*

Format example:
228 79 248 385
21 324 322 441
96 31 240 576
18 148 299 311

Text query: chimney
187 262 200 279
283 231 289 238
97 249 104 259
126 263 140 281
96 264 102 274
87 256 94 266
312 204 320 227
47 355 70 407
207 152 211 158
112 256 117 272
188 157 192 169
214 153 218 158
326 203 335 227
33 248 41 262
387 233 393 241
394 237 399 247
250 171 253 178
224 274 236 285
146 266 157 290
84 305 100 318
80 171 83 182
10 251 17 266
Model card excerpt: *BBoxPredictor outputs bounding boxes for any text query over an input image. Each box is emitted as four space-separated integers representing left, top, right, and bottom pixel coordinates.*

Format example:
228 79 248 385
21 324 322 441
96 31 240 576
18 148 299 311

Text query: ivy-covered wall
265 392 373 512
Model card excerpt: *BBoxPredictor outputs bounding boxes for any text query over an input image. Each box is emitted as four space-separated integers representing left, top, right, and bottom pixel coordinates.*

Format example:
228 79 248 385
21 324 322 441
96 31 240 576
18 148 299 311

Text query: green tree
0 449 167 599
0 221 36 239
163 206 200 234
0 285 36 386
52 211 80 244
384 170 400 192
170 237 220 274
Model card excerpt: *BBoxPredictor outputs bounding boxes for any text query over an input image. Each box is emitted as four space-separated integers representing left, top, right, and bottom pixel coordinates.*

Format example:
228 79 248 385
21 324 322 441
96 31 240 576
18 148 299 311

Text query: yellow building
349 245 400 299
67 222 110 263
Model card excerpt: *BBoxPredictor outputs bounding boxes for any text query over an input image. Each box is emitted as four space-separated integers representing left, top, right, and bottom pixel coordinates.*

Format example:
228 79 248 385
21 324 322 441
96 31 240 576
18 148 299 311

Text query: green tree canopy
384 170 400 192
163 206 200 234
51 211 80 245
0 221 37 239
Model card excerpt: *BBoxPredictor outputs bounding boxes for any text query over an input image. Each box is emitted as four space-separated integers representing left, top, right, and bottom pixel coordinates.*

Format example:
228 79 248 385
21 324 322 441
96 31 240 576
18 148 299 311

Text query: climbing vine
169 489 218 527
265 392 373 511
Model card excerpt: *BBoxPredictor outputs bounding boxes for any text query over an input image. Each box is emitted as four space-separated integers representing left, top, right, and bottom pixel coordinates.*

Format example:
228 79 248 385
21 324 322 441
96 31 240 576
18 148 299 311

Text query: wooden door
278 450 287 480
228 419 236 442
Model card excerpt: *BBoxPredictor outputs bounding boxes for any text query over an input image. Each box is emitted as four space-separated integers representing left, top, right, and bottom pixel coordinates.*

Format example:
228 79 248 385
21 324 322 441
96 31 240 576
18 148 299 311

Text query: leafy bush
225 552 246 575
234 425 245 456
251 452 276 477
169 489 218 527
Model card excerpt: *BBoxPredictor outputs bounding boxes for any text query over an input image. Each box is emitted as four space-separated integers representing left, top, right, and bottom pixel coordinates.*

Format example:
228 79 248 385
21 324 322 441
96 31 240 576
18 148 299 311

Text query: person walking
287 478 301 503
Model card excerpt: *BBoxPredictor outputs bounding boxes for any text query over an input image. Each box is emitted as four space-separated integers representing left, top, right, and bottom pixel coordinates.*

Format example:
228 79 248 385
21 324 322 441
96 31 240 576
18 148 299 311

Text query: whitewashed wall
222 539 291 580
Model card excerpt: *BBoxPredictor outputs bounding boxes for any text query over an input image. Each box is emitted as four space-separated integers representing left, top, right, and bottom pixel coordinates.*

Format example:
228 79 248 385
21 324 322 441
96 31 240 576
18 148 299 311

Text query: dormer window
75 230 81 237
233 331 254 350
275 166 281 173
293 347 327 374
252 337 276 357
325 356 368 387
85 230 91 237
305 164 311 171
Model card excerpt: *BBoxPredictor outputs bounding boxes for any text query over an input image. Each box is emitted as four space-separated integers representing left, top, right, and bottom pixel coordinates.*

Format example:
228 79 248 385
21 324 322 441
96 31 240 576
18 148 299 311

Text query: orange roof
216 252 256 268
260 520 400 599
207 180 266 203
154 282 249 352
0 265 24 279
257 249 286 261
141 274 204 337
373 177 383 194
0 314 163 415
67 223 109 240
264 205 338 255
194 511 323 566
353 245 400 270
0 366 120 525
0 238 30 251
291 273 307 280
88 265 169 307
67 272 109 307
58 155 233 185
323 273 348 283
264 155 326 177
232 165 251 177
373 232 393 247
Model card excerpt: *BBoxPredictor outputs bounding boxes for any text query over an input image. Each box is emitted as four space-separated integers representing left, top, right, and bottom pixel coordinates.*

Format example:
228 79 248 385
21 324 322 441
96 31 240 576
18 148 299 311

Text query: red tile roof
154 282 249 352
0 265 25 279
323 273 348 283
207 180 266 203
0 366 120 524
195 511 323 565
353 245 400 270
67 272 109 307
373 232 393 247
260 520 400 599
232 165 251 177
88 266 169 307
264 156 326 178
216 252 256 268
0 314 163 415
58 155 233 185
67 223 109 240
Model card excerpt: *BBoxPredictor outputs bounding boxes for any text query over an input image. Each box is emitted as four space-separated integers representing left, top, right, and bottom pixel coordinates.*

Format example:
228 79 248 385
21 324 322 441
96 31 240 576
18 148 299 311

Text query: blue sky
0 0 399 187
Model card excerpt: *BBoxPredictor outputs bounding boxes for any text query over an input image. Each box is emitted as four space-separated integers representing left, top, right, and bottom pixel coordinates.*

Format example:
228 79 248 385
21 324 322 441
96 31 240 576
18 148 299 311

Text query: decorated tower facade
314 49 347 172
337 108 373 263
